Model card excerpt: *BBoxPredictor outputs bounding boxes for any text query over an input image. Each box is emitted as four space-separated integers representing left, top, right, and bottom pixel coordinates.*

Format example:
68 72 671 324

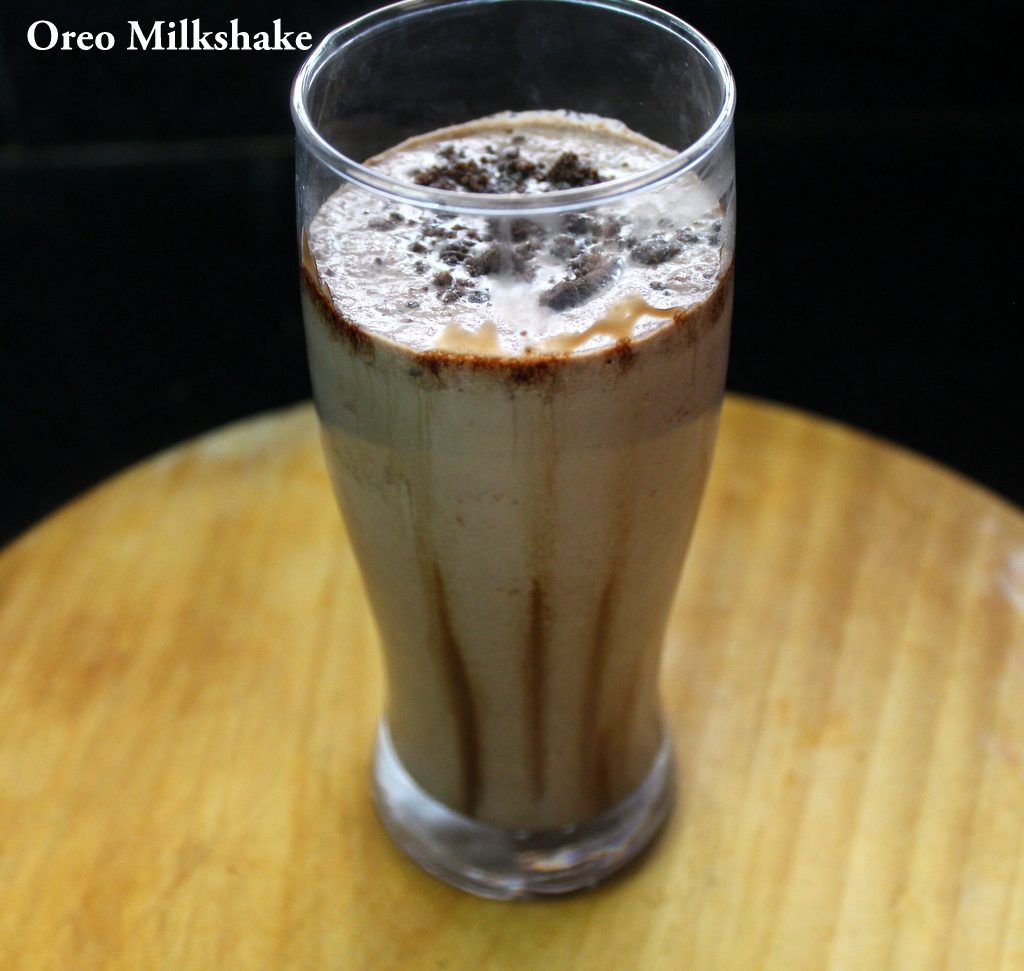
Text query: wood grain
1 396 1022 970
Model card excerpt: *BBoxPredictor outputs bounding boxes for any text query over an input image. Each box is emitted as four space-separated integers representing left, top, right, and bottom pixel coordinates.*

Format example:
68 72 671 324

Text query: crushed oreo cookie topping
306 111 728 354
397 137 719 309
630 235 682 266
540 253 621 311
411 143 606 195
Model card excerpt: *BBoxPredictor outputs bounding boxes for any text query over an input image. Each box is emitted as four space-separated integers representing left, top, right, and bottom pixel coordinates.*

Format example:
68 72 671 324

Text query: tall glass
292 0 735 898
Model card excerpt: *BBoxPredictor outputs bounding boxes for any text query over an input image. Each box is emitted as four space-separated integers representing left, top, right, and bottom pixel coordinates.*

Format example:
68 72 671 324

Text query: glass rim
290 0 736 216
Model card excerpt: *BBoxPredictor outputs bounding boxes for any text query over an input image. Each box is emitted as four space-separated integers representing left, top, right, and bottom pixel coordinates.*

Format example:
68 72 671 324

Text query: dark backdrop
1 1 1020 544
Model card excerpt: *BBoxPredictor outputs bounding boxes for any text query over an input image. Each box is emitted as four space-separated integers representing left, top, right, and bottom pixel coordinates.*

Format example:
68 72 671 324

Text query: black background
1 1 1020 544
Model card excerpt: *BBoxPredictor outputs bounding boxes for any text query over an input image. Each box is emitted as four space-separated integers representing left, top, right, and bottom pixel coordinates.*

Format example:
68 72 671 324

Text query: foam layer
306 111 727 357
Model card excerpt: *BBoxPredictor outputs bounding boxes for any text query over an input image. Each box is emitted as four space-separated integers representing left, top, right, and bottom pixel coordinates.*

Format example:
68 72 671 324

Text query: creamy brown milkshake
301 111 732 832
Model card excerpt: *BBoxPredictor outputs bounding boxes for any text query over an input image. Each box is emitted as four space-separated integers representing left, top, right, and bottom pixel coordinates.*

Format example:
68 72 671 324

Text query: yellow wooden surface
1 396 1022 970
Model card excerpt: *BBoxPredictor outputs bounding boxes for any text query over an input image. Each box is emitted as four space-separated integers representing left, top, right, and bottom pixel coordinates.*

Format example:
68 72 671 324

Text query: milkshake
301 111 733 831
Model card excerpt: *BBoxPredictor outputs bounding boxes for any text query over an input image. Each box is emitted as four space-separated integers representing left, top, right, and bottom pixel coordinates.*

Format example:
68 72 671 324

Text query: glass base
371 720 675 900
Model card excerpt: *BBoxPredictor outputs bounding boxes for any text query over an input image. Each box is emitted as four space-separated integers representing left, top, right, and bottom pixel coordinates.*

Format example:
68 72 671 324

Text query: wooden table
1 396 1022 970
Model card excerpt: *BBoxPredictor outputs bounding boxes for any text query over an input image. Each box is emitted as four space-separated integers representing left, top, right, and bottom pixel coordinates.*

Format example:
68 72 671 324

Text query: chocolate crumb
540 254 621 311
550 234 582 259
676 227 699 244
466 241 535 280
433 270 453 288
494 153 540 193
413 157 492 192
509 218 543 242
440 277 479 303
512 243 537 280
601 215 625 239
439 240 472 265
409 241 427 254
544 152 604 189
466 244 501 276
560 212 599 238
630 235 682 266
